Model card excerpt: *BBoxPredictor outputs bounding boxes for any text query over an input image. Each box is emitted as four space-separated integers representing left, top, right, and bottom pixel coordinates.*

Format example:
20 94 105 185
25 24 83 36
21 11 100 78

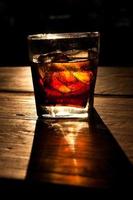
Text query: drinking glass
28 32 100 118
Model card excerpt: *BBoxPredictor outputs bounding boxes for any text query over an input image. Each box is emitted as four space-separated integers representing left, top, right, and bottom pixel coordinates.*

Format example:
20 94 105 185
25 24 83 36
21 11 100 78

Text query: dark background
0 0 133 66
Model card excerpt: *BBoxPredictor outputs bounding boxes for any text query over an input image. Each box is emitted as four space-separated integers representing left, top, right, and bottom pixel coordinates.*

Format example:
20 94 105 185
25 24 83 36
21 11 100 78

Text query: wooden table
0 66 133 197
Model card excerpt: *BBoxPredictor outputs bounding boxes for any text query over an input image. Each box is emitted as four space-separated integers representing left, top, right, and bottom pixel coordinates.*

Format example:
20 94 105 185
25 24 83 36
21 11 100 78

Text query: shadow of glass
26 109 133 192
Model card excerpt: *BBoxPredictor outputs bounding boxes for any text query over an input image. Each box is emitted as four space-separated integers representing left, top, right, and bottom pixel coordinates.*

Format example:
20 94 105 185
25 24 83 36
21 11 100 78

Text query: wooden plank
96 67 133 95
0 116 131 200
0 92 36 119
26 111 132 189
0 67 33 92
0 118 36 179
95 97 133 163
0 66 132 194
0 66 133 95
0 92 133 164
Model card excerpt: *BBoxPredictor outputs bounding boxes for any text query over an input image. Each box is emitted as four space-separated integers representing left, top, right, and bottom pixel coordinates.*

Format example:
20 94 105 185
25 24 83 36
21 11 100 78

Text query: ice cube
52 52 70 62
65 50 88 62
38 54 53 64
38 51 70 64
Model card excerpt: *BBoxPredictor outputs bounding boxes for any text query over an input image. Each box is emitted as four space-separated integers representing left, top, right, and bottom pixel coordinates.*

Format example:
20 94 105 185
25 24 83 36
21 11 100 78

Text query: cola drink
31 50 97 117
28 32 100 118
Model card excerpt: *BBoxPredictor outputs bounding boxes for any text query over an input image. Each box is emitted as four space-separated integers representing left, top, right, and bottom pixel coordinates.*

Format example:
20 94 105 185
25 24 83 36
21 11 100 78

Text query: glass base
38 105 89 119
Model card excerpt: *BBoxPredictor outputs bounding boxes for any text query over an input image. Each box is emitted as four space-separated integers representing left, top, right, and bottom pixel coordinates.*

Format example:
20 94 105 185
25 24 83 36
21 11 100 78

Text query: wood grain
0 91 133 164
26 112 132 189
0 118 35 179
0 66 133 193
0 67 33 92
95 97 133 163
96 67 133 95
0 92 36 119
0 66 133 95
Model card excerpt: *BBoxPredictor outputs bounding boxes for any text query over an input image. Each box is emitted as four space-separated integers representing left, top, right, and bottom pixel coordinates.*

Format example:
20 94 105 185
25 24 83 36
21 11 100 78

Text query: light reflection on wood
26 110 132 188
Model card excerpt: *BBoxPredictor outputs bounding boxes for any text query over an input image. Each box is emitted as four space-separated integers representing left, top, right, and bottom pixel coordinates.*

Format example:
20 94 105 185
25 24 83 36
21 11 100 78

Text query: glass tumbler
28 32 100 118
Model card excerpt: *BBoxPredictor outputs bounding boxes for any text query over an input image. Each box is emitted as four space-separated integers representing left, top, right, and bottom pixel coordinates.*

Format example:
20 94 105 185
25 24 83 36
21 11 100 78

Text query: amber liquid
31 53 97 117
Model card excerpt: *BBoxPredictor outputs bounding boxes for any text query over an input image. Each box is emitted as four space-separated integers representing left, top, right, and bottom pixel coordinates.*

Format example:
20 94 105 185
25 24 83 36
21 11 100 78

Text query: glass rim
28 32 100 40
